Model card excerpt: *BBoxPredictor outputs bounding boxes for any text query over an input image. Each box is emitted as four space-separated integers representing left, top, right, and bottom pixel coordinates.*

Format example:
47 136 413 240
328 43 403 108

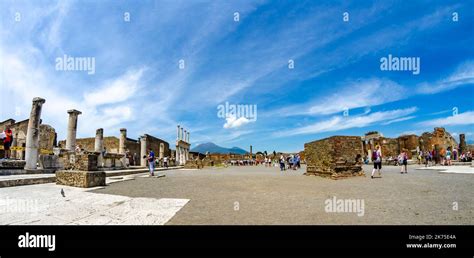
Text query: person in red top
3 125 13 159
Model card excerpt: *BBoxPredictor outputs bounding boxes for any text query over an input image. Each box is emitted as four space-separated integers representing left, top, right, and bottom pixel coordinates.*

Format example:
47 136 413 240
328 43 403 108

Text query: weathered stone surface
304 136 365 179
56 170 106 188
38 154 62 170
60 152 98 171
0 160 26 169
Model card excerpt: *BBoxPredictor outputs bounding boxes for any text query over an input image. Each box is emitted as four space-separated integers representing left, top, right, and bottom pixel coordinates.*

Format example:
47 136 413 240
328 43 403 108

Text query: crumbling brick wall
304 136 365 179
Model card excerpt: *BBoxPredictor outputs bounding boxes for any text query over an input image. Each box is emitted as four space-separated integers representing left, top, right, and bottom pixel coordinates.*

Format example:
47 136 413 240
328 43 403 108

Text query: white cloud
416 60 474 94
84 68 145 106
418 111 474 127
223 115 252 129
274 107 418 137
381 116 416 125
271 78 406 117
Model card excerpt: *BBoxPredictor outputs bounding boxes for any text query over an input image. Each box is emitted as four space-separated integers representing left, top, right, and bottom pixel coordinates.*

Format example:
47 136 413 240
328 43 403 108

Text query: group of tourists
278 154 301 171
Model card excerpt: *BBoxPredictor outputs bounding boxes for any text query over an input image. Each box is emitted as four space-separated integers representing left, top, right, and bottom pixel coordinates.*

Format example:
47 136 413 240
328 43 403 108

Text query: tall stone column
94 128 104 153
181 127 184 141
187 132 190 143
184 130 187 142
24 97 46 170
119 128 127 154
65 109 82 151
140 136 147 167
177 125 181 140
459 134 466 154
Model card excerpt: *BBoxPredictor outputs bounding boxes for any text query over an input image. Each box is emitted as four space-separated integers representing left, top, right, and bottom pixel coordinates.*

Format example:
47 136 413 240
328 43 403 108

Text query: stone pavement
93 164 474 225
0 180 189 225
416 165 474 174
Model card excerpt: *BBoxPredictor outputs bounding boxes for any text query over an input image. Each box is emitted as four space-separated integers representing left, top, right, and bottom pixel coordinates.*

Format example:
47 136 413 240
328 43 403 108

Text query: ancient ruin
175 125 191 165
304 136 365 179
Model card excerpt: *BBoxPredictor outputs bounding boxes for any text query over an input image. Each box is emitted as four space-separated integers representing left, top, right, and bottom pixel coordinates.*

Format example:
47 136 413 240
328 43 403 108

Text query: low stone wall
56 170 106 188
304 136 365 179
184 159 203 169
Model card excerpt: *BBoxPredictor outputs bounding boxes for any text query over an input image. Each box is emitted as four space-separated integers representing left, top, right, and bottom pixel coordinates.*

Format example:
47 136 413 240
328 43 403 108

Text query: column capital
96 128 104 134
32 97 46 104
67 109 82 115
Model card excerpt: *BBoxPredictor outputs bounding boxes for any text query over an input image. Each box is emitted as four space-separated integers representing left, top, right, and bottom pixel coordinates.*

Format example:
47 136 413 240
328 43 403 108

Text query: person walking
400 150 408 174
371 145 382 179
145 148 155 176
279 155 285 171
163 156 169 168
446 147 452 166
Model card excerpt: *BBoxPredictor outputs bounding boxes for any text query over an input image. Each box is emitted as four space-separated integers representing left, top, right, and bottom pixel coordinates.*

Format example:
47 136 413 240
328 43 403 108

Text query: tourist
371 145 382 179
424 151 430 167
400 150 408 174
446 147 452 166
296 154 301 169
163 156 169 168
145 148 155 176
279 155 285 171
264 157 268 167
2 125 13 159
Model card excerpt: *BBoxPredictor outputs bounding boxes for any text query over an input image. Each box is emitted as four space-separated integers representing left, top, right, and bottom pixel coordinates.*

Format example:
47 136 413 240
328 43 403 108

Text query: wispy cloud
274 107 418 137
418 111 474 127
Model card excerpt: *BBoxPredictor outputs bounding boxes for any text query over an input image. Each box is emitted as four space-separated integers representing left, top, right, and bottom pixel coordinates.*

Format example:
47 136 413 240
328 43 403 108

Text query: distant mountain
191 142 248 154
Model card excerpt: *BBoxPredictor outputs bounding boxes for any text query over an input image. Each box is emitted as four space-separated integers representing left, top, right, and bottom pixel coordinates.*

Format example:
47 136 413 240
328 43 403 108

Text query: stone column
459 134 466 154
187 132 190 143
94 128 104 153
184 130 187 142
181 127 184 141
11 132 18 159
119 128 127 154
177 125 181 141
24 97 46 170
65 109 82 151
176 146 180 165
140 136 147 167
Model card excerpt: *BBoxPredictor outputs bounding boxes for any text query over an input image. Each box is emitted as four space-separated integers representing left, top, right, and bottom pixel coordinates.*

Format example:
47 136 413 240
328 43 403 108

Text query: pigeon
60 189 65 197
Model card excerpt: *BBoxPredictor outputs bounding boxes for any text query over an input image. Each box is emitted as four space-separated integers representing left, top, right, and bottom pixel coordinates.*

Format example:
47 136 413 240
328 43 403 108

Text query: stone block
56 170 106 188
304 136 365 179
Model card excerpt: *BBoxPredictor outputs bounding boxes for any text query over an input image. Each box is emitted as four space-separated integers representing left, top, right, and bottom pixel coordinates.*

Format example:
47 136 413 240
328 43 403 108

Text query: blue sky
0 0 473 152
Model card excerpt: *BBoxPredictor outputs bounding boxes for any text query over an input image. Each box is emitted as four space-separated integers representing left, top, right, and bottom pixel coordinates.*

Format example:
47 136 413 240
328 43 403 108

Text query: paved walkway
93 164 474 225
0 181 189 225
416 165 474 174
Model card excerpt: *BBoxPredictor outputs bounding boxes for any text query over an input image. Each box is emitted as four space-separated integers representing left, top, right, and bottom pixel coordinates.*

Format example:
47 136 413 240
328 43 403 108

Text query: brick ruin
362 127 459 160
0 118 56 159
304 136 365 179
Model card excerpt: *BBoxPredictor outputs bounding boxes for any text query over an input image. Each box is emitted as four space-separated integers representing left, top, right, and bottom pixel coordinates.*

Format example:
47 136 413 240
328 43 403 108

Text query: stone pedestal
56 170 106 188
25 97 46 170
304 136 365 179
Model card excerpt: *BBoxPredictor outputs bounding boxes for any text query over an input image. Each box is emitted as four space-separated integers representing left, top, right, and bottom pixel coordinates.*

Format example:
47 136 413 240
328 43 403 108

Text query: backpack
372 150 377 161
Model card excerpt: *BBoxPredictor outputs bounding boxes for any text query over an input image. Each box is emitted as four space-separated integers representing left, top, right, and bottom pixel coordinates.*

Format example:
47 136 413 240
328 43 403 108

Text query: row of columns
23 96 131 169
176 125 190 165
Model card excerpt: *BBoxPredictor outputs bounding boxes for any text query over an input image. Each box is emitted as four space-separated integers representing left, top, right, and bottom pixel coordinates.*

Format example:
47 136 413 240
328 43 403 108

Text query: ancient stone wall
0 118 56 159
304 136 364 179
